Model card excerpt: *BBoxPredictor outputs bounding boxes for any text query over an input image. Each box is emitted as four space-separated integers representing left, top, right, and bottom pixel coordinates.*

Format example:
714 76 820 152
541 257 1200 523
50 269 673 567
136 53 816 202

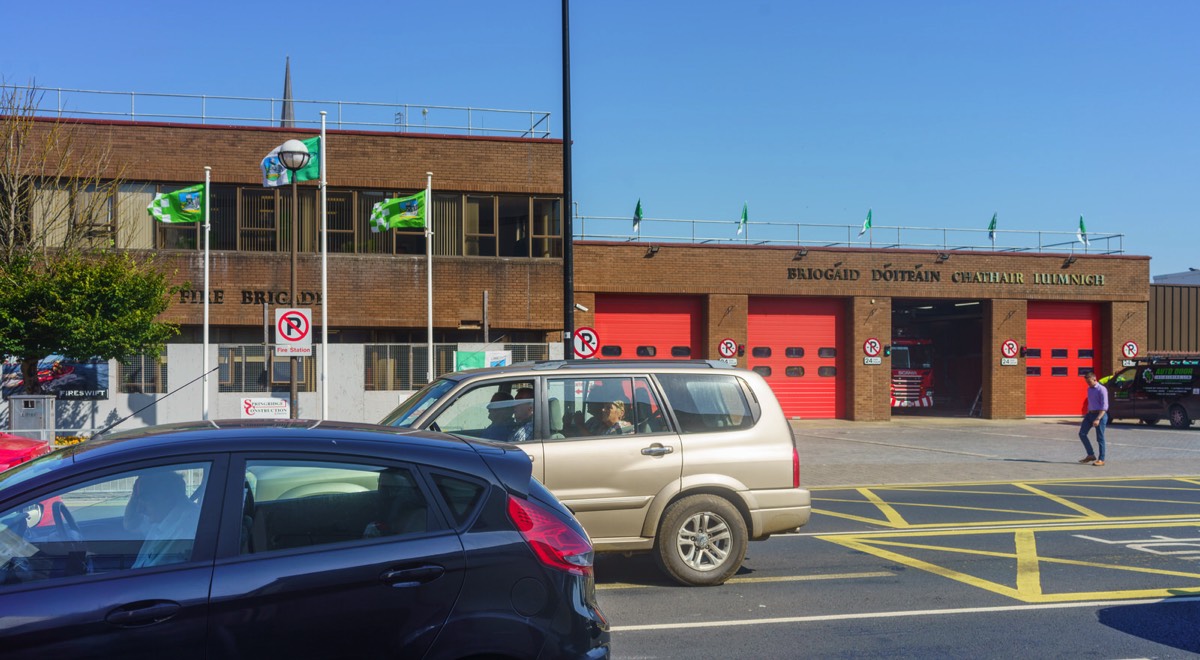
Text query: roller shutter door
593 295 703 360
1026 302 1101 416
748 297 845 419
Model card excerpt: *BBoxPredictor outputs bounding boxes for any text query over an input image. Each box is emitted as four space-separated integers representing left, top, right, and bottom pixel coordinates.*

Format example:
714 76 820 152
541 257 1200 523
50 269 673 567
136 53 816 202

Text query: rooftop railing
2 84 553 138
574 214 1124 255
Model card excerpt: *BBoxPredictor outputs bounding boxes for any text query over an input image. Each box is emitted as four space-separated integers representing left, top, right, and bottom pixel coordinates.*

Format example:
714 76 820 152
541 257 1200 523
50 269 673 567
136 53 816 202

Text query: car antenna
90 366 221 441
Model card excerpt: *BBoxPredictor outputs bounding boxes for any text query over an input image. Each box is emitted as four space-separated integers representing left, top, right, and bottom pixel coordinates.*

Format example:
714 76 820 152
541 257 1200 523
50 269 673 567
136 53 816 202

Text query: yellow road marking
814 509 1200 529
1014 529 1042 597
810 476 1200 491
857 488 908 526
1015 482 1103 518
820 520 1200 603
596 570 894 591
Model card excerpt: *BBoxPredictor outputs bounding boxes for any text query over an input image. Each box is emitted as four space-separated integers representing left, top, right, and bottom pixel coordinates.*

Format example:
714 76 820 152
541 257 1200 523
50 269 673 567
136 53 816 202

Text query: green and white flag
633 199 643 233
261 136 320 187
736 202 748 235
859 209 873 236
1076 215 1088 246
369 191 427 232
147 184 204 224
987 212 998 241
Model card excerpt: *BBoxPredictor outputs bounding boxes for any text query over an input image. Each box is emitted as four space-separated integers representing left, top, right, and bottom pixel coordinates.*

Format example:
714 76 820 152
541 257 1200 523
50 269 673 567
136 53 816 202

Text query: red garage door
593 295 703 360
1026 302 1101 416
748 297 845 419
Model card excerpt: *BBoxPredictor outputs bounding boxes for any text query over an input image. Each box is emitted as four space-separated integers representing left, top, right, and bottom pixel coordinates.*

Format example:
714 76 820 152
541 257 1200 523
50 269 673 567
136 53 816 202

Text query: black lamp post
277 138 311 418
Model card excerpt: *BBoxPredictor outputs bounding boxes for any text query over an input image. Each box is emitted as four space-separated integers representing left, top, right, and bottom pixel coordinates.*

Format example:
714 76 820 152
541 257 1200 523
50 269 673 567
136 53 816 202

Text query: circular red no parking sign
277 310 310 342
574 326 599 359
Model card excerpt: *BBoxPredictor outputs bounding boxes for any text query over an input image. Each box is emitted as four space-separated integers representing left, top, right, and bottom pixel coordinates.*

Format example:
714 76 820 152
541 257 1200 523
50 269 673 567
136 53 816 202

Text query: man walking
1079 370 1109 466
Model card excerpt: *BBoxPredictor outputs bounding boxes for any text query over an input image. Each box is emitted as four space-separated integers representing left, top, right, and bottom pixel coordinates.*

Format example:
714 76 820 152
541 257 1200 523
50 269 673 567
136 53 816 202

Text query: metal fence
576 214 1125 255
4 84 553 138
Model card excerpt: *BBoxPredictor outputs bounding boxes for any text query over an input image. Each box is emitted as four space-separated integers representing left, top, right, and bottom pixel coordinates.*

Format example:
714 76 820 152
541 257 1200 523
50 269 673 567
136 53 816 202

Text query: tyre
1140 417 1160 426
654 494 747 586
1169 405 1192 429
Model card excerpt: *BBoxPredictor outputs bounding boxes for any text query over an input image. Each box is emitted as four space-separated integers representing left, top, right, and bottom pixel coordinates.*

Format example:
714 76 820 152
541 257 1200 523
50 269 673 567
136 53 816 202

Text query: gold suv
381 360 811 586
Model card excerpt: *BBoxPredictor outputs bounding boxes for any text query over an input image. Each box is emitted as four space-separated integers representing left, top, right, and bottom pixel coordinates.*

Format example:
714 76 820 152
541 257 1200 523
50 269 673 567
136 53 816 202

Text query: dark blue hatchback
0 420 610 659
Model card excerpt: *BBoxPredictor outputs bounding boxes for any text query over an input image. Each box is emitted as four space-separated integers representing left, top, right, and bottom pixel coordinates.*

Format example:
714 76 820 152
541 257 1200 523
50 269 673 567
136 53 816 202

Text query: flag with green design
859 209 872 236
261 136 320 187
736 202 748 235
987 213 997 241
633 199 643 232
369 191 427 232
147 184 204 224
1076 215 1088 246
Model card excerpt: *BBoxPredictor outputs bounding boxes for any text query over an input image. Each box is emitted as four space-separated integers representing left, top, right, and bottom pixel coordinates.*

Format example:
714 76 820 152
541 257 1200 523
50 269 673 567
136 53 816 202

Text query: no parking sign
275 308 312 356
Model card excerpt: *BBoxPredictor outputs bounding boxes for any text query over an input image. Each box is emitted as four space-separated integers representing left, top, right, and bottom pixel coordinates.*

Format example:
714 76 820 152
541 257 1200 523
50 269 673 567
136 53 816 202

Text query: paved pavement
792 415 1200 487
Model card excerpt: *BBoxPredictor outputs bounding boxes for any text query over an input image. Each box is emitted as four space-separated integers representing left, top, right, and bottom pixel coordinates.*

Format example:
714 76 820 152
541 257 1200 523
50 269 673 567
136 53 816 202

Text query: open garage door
747 297 845 419
891 300 984 416
593 295 703 360
1026 302 1101 416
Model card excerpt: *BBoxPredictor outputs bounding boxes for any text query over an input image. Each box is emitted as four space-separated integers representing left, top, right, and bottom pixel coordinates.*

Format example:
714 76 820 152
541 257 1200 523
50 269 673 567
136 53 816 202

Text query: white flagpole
202 166 211 420
426 172 434 384
319 112 329 420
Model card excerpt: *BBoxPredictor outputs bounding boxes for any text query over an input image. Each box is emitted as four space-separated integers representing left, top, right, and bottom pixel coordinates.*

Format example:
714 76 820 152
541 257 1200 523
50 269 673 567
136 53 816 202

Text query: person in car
593 398 635 436
508 388 536 442
481 392 516 440
124 470 201 568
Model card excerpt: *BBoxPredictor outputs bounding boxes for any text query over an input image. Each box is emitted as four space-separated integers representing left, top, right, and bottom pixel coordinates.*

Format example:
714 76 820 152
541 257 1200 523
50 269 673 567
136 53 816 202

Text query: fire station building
9 101 1153 424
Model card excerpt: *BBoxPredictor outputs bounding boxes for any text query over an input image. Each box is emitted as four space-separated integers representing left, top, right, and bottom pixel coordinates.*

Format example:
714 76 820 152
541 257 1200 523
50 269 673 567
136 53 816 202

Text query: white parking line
610 596 1200 632
598 571 893 590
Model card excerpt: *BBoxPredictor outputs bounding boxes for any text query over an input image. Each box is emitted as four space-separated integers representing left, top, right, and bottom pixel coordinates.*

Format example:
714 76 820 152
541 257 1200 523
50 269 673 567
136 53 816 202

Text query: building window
600 346 622 357
464 195 497 256
786 366 804 377
119 354 168 394
818 347 837 358
785 347 805 358
670 346 691 357
636 346 657 357
532 198 562 258
752 347 771 358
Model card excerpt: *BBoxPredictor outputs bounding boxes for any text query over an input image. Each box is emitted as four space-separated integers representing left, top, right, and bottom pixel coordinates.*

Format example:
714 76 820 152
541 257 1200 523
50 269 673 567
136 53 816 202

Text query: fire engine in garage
891 337 935 407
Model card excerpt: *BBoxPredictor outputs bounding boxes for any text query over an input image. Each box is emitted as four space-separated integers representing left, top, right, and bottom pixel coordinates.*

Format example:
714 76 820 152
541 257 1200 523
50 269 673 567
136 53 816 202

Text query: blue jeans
1079 412 1107 461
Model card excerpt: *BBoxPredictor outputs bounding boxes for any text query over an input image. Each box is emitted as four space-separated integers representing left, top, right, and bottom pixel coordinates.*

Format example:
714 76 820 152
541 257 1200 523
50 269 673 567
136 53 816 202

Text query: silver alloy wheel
674 511 733 571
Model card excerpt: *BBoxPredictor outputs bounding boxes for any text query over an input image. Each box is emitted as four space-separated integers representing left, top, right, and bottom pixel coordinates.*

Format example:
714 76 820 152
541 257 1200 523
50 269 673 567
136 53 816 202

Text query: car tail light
792 447 800 489
507 495 594 577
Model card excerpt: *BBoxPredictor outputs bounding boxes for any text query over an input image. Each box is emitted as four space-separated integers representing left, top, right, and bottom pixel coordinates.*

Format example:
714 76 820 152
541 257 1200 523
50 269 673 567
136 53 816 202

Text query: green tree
1 83 179 394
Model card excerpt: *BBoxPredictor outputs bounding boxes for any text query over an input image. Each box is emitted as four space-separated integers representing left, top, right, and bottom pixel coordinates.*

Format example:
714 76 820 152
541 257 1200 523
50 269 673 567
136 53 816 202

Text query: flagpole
319 112 329 420
426 172 434 384
202 166 211 421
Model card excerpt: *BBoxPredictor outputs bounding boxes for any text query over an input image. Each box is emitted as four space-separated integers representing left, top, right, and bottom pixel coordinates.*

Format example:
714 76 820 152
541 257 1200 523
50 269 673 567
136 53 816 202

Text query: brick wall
847 296 893 421
706 295 748 363
27 118 563 193
983 299 1027 419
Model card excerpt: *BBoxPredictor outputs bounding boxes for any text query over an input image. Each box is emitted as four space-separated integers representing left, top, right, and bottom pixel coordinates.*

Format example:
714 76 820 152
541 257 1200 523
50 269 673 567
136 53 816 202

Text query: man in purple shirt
1079 370 1109 466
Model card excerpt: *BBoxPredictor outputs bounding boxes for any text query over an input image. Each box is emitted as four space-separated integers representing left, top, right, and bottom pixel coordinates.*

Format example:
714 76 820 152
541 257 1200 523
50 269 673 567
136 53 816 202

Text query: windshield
380 378 457 428
0 446 73 491
891 344 933 369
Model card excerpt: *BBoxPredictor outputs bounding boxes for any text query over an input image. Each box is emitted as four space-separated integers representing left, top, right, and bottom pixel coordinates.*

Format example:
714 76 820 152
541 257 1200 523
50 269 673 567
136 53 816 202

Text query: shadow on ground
1096 597 1200 654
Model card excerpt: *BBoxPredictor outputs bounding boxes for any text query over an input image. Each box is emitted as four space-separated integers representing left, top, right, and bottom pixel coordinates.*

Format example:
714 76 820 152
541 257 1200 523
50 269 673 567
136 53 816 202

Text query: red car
0 433 51 472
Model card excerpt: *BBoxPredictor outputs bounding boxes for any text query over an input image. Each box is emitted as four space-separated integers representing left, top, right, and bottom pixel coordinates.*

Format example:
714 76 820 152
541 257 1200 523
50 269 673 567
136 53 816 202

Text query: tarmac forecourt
813 477 1200 603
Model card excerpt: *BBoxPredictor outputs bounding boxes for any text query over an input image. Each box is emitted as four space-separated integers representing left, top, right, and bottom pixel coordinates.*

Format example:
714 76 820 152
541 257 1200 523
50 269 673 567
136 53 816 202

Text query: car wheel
1169 405 1192 429
1140 417 1160 426
654 494 747 587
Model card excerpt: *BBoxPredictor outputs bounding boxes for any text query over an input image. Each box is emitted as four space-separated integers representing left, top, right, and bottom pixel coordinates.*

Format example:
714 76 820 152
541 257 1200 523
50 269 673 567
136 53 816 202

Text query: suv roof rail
527 359 734 371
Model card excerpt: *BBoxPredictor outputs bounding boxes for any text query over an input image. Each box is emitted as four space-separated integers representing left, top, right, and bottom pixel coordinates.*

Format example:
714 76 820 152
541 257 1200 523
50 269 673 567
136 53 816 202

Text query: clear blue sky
4 1 1196 275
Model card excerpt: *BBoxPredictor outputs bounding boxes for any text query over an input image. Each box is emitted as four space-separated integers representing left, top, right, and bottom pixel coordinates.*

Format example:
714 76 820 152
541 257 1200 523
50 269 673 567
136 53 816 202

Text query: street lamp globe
278 139 311 171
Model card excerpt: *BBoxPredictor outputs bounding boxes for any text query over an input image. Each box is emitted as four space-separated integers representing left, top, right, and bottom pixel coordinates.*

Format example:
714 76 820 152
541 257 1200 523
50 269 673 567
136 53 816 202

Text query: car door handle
641 443 674 456
105 601 181 627
381 564 445 587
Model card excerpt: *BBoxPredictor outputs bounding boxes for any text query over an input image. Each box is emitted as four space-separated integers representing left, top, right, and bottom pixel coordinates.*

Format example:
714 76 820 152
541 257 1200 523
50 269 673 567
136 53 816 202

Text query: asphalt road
596 475 1200 659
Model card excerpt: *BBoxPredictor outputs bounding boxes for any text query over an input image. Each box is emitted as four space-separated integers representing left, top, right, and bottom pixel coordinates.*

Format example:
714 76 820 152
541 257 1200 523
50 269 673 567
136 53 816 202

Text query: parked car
381 360 812 586
0 420 610 659
0 433 50 472
1102 357 1200 428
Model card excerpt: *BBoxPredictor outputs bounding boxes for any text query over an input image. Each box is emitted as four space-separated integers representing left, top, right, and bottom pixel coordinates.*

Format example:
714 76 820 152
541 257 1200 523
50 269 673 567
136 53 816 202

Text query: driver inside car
124 470 200 568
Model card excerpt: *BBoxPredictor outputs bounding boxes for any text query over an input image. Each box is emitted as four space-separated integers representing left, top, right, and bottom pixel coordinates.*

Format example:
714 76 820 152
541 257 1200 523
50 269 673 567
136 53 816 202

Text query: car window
380 378 458 428
550 376 642 438
656 374 755 434
423 379 536 442
430 472 487 526
241 460 432 555
0 462 211 587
